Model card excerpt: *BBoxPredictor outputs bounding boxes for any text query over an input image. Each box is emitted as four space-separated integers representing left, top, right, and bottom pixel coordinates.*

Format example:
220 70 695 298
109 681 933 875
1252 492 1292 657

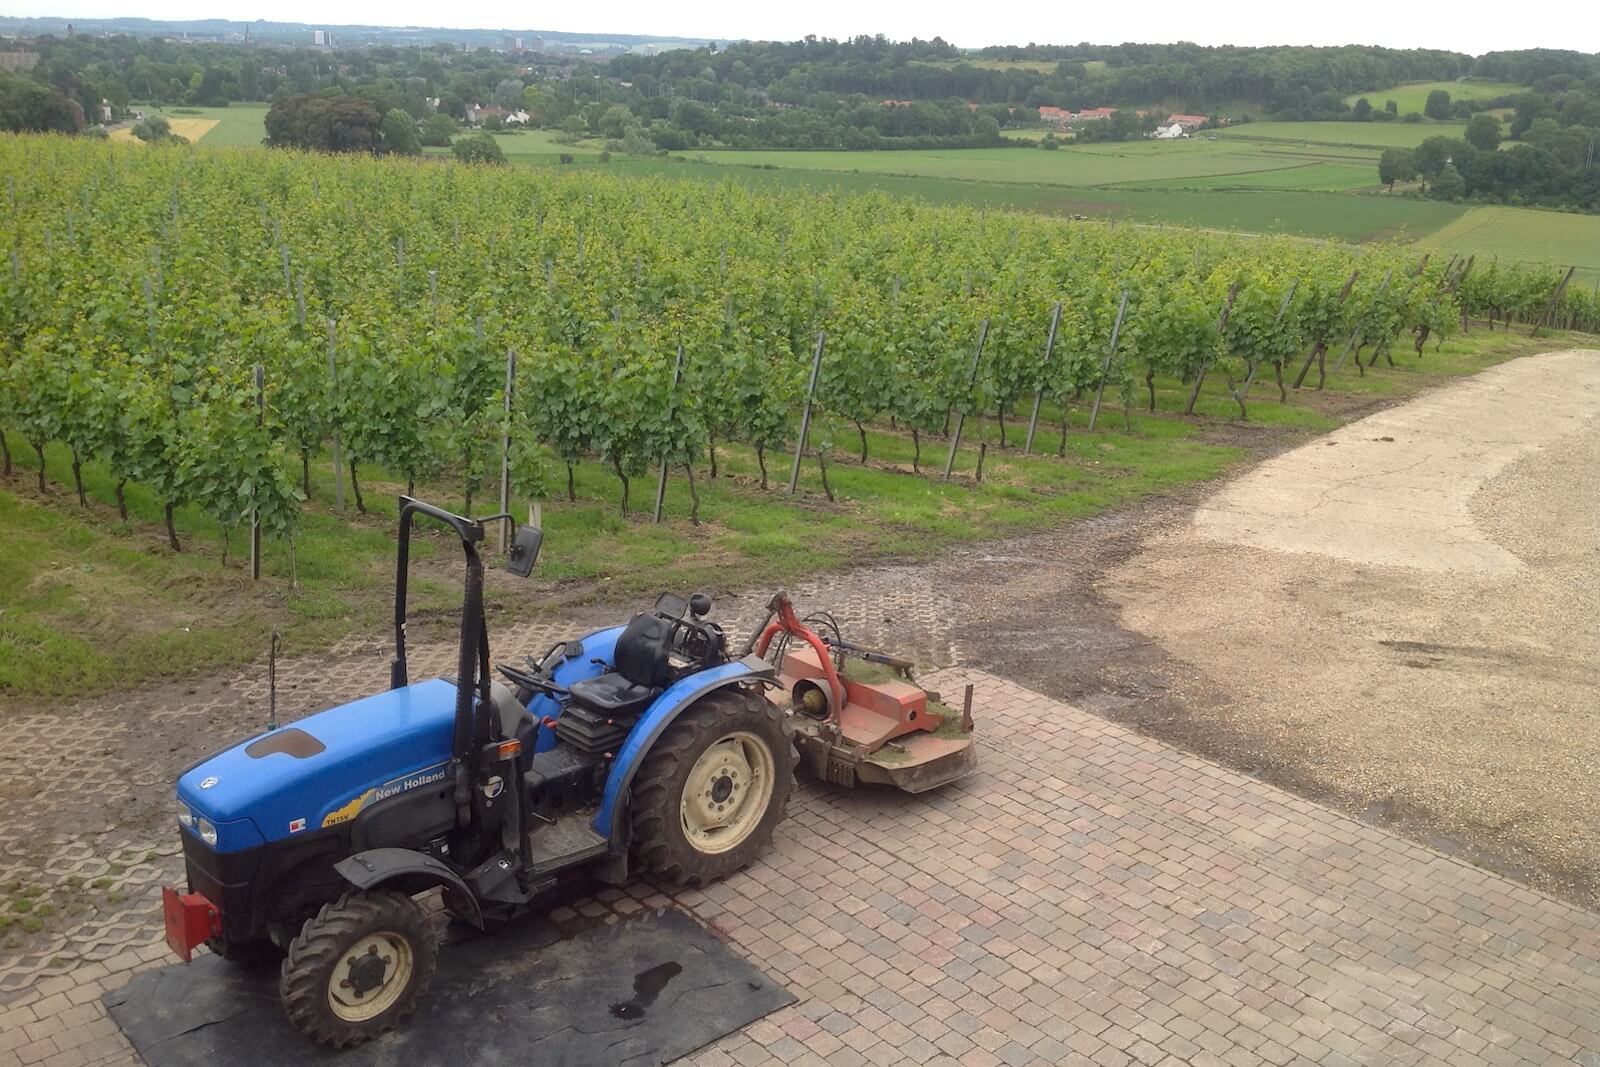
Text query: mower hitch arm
752 593 847 718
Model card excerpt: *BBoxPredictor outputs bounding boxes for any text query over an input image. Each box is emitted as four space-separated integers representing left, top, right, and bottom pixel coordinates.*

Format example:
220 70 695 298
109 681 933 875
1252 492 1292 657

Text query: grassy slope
0 329 1571 705
678 139 1360 187
596 156 1464 240
1342 80 1527 112
912 57 1061 73
1423 206 1600 284
1215 121 1466 149
129 105 269 146
187 105 270 146
1123 162 1378 192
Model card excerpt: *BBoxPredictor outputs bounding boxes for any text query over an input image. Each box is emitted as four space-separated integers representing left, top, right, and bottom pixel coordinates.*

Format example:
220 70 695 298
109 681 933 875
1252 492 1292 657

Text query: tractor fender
592 655 776 842
333 848 483 929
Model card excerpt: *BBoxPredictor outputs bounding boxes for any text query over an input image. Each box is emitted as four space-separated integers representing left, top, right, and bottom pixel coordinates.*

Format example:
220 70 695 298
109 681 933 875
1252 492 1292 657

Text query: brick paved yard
5 670 1600 1067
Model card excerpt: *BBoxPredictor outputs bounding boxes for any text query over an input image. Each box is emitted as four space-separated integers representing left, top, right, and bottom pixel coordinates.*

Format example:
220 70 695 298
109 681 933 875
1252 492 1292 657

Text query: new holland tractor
163 497 973 1047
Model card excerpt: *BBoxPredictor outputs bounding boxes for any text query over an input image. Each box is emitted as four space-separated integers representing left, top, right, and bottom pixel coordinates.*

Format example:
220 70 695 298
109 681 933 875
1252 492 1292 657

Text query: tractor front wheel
279 890 438 1048
631 686 795 885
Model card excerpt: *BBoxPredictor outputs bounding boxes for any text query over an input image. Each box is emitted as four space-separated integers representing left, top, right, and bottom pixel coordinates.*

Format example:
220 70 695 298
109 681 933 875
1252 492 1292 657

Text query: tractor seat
568 612 671 717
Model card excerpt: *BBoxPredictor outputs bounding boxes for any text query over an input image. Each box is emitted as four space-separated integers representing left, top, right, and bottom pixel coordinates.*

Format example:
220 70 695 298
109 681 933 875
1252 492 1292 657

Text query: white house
1154 123 1187 139
465 104 531 126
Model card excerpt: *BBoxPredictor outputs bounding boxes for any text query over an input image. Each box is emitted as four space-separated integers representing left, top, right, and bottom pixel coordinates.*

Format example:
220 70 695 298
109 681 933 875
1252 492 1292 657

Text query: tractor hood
175 678 459 853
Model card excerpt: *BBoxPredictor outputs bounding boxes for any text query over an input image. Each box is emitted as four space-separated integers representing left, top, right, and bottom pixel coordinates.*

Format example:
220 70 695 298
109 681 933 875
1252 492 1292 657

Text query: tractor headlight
177 805 195 830
196 818 218 848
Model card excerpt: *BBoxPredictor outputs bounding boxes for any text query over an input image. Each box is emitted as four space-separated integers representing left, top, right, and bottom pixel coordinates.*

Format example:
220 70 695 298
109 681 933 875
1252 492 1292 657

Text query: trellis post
327 319 345 511
1087 292 1129 431
250 364 265 580
787 332 826 495
1023 300 1064 455
499 347 517 550
653 343 685 523
1332 268 1393 376
943 318 990 481
1185 285 1238 415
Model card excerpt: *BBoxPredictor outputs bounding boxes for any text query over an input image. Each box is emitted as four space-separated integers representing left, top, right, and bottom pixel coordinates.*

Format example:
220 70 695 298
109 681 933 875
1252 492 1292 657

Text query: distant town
0 15 711 57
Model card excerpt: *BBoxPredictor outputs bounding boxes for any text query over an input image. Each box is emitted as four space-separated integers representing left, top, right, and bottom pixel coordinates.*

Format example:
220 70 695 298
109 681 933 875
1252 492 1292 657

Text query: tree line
1375 81 1600 212
3 31 1597 165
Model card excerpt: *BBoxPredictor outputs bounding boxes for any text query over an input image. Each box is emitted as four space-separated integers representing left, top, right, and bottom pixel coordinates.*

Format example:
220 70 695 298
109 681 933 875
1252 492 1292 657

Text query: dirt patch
1106 349 1600 904
1191 350 1596 573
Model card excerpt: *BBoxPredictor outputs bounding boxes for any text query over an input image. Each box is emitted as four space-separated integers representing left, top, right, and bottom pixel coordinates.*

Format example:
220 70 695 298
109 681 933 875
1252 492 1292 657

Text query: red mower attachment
161 886 220 962
748 593 977 793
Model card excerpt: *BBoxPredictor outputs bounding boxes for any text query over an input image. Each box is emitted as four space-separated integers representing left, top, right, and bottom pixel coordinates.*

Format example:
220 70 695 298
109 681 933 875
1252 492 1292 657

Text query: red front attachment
162 886 220 962
754 595 846 716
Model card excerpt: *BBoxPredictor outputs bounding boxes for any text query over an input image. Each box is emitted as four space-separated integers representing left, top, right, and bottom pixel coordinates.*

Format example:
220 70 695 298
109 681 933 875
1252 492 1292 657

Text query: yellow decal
321 791 371 828
319 763 449 829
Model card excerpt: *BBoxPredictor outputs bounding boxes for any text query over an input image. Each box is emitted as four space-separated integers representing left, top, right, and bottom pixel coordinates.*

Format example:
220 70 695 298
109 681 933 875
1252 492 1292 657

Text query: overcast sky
18 0 1599 56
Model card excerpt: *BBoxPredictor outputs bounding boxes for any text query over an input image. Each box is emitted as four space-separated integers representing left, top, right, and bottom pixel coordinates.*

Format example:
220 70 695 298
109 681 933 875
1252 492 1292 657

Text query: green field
420 127 609 165
1424 206 1600 284
1215 121 1465 149
584 156 1461 240
137 104 268 145
692 142 1282 185
1125 162 1379 192
913 57 1060 72
1342 80 1526 112
690 136 1390 189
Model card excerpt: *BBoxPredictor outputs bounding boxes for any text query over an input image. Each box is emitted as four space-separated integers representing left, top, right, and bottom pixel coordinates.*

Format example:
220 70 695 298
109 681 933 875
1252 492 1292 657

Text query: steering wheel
496 661 566 696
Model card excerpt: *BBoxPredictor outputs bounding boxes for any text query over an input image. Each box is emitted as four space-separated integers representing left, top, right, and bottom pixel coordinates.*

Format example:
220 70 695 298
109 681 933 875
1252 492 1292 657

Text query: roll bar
389 497 540 827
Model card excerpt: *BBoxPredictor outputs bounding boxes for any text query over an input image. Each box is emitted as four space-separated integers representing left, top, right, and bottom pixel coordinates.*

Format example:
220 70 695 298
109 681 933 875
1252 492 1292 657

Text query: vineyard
1 136 1596 573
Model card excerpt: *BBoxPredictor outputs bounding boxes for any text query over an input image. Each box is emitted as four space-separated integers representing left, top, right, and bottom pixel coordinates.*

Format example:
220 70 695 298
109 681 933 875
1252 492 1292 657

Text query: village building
465 103 530 126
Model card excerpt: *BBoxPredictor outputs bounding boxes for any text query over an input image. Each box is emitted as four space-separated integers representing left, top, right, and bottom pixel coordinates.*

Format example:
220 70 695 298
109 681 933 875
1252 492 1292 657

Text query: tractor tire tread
630 686 795 887
279 889 437 1048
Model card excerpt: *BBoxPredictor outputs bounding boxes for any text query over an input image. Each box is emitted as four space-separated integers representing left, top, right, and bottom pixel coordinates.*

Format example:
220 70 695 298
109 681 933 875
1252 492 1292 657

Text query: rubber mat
105 907 794 1066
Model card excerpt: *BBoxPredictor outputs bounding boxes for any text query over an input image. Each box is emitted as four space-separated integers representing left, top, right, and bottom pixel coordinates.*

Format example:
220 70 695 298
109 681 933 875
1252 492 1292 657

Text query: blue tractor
163 498 796 1047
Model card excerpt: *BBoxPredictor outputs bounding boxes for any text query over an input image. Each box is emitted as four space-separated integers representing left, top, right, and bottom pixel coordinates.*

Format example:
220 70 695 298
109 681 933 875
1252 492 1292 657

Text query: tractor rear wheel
279 890 438 1048
631 686 795 886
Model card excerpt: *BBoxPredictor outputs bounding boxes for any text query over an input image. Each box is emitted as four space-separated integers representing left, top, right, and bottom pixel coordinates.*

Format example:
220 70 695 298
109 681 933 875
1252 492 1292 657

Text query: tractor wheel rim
680 731 775 855
327 931 414 1023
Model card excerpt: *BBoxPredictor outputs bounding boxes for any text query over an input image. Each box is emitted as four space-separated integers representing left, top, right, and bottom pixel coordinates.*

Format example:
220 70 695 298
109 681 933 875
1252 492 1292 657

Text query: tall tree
1465 112 1502 152
1378 147 1417 190
1431 162 1466 200
379 108 422 155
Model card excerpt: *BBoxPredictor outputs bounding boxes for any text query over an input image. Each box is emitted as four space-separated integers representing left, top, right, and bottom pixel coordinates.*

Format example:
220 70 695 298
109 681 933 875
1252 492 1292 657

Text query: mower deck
768 644 977 793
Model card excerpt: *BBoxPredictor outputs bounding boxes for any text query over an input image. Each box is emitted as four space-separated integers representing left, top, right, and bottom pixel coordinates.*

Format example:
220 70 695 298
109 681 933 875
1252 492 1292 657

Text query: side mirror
505 525 542 578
